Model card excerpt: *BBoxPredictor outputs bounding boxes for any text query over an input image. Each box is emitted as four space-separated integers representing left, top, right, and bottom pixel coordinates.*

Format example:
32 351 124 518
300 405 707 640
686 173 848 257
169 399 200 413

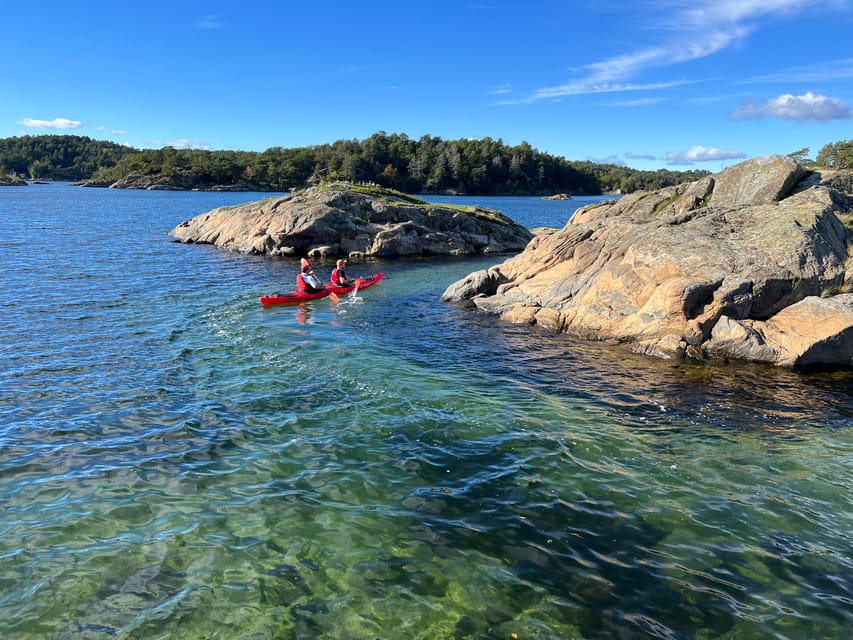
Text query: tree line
815 140 853 169
95 133 713 195
0 135 133 181
5 132 850 195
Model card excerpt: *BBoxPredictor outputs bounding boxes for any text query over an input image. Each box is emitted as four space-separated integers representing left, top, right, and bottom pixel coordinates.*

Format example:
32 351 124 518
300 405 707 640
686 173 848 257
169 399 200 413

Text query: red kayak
325 272 385 295
259 288 330 306
260 273 384 306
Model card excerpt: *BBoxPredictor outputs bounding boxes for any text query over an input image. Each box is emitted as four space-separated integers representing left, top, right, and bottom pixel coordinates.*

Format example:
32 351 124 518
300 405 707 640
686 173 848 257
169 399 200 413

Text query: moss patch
653 193 680 214
316 181 427 204
836 212 853 233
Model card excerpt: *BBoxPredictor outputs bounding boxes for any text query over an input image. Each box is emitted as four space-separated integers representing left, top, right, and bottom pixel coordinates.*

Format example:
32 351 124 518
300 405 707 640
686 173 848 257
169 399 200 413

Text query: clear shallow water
0 185 851 639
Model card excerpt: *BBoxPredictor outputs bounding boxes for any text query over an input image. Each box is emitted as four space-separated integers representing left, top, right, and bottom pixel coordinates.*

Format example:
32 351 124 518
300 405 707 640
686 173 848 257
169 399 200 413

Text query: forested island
3 133 852 196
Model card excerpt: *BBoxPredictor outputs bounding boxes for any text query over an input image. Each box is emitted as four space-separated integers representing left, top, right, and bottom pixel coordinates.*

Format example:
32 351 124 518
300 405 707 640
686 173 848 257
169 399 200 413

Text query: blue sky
3 0 852 171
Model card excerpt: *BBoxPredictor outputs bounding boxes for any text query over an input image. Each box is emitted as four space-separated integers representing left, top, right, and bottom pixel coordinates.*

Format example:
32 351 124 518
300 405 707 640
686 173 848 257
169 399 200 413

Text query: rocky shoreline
441 156 853 369
76 171 279 191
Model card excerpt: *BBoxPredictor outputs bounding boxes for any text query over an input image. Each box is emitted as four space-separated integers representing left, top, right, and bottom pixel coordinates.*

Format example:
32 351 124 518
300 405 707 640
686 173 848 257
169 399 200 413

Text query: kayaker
296 258 325 293
330 259 352 286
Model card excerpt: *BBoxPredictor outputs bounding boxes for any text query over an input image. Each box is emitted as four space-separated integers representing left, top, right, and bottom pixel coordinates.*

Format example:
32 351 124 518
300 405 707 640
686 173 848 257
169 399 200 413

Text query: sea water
0 184 851 639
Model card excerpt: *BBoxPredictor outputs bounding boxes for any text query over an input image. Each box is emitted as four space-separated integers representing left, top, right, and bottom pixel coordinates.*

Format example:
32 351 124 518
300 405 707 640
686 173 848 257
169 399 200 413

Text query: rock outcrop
169 184 533 258
442 156 853 369
0 175 27 186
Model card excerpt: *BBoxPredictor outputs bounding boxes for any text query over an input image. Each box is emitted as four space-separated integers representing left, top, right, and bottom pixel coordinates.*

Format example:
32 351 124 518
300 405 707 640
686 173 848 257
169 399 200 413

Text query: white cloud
731 92 851 122
22 117 82 130
165 139 211 150
511 0 838 103
665 145 746 165
588 154 626 166
625 152 658 161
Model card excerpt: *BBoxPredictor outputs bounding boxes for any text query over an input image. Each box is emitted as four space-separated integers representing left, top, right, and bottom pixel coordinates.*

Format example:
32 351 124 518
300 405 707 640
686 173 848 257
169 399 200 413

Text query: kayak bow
325 272 385 295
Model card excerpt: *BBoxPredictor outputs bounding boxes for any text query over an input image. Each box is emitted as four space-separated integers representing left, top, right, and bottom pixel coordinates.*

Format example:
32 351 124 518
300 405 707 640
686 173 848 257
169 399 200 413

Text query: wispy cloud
504 80 692 104
588 154 626 166
507 0 840 104
731 91 851 121
21 117 82 130
607 97 666 107
489 84 514 96
745 58 853 84
197 14 222 29
625 152 658 161
665 145 746 165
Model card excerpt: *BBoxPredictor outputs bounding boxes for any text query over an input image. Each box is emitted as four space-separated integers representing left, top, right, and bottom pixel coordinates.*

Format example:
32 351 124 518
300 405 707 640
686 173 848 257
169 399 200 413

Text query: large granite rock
442 156 853 369
169 184 533 257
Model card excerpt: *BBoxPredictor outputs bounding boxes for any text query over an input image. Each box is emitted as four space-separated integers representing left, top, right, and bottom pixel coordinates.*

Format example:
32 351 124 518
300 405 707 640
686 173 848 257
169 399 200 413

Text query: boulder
442 156 853 369
169 184 533 258
710 155 806 207
705 295 853 368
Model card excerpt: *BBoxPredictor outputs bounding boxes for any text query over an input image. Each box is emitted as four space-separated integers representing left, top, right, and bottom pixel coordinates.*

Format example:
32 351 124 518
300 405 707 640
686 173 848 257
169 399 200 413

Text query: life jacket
331 267 344 285
296 273 310 292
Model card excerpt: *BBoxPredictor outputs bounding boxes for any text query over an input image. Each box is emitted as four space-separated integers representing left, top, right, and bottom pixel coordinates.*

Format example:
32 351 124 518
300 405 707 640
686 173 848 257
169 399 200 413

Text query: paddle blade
329 292 340 303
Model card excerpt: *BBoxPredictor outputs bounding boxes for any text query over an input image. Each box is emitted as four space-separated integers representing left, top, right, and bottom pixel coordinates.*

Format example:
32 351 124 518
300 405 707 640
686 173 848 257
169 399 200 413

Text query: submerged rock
442 156 853 369
169 183 533 258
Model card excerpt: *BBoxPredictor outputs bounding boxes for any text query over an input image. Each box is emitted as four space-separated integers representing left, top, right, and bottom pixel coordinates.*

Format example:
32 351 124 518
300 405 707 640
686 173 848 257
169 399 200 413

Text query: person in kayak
296 258 325 293
330 258 352 286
